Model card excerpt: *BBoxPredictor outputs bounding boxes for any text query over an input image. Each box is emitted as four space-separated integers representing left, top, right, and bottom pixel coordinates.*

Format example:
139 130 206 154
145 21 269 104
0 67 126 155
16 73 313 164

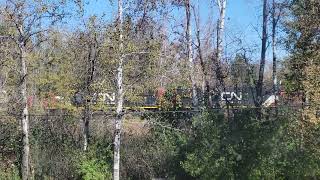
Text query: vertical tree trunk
113 0 124 179
185 0 198 107
83 35 97 151
215 0 227 90
159 0 169 88
1 2 66 178
194 2 211 107
82 104 89 151
243 51 258 105
256 0 268 106
272 0 277 107
216 0 226 66
197 28 210 107
19 39 30 180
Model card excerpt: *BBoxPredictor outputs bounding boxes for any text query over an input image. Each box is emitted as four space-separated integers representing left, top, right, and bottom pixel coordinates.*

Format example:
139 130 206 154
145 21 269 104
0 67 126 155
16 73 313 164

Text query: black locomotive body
71 86 258 110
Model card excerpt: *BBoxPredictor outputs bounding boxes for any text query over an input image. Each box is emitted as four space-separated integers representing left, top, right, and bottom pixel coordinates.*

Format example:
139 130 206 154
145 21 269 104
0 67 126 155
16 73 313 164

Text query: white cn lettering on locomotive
99 92 116 104
221 92 242 101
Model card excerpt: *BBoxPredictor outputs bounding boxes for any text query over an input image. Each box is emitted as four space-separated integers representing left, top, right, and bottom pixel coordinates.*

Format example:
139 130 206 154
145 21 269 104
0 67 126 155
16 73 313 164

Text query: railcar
11 86 308 111
70 87 263 110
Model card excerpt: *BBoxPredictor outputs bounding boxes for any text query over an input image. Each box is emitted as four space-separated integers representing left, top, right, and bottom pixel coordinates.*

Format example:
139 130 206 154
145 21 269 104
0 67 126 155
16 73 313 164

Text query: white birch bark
216 0 226 67
1 2 67 179
113 0 124 179
185 0 198 107
272 0 277 106
213 0 227 107
18 31 30 180
82 108 89 151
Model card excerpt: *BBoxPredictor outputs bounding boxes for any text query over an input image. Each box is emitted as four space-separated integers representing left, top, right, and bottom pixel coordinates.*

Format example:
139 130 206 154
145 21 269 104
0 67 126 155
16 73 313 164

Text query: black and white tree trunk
82 104 90 151
185 0 198 107
256 0 268 106
216 0 226 66
113 0 124 179
272 0 278 107
1 1 67 179
19 37 30 180
82 36 97 151
215 0 227 90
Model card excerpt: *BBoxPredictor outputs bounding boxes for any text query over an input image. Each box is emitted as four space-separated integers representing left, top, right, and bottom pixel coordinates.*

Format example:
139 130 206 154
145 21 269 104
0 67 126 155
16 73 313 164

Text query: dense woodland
0 0 319 179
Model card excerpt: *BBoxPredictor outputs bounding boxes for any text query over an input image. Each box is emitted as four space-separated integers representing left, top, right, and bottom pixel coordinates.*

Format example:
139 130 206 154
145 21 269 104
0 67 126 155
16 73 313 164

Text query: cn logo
221 92 242 101
99 92 116 104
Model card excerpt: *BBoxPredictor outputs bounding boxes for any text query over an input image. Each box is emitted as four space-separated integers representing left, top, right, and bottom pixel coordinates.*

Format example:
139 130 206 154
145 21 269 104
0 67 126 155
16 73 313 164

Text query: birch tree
272 0 277 103
184 0 198 107
113 0 124 179
215 0 227 92
0 1 66 179
256 0 268 106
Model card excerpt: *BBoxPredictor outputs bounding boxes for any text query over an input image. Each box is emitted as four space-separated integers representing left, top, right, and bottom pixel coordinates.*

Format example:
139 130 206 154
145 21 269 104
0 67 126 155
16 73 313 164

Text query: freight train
69 87 281 109
0 86 300 110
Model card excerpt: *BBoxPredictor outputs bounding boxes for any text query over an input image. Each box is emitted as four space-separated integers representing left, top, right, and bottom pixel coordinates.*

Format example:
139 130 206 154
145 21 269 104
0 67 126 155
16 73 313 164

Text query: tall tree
256 0 269 106
0 1 66 179
113 0 124 179
184 0 198 107
272 0 277 104
284 0 320 121
271 0 286 107
159 0 169 88
193 0 211 107
215 0 227 93
82 18 99 151
271 0 289 102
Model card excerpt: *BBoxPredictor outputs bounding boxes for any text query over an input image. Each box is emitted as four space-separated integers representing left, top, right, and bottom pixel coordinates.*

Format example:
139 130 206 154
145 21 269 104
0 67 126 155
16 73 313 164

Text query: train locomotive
15 85 302 111
70 86 261 110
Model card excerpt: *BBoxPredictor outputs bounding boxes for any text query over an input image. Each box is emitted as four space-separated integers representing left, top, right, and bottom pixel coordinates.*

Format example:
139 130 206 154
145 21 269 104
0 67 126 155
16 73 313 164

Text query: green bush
182 109 320 179
77 158 111 180
0 164 20 180
76 141 112 180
